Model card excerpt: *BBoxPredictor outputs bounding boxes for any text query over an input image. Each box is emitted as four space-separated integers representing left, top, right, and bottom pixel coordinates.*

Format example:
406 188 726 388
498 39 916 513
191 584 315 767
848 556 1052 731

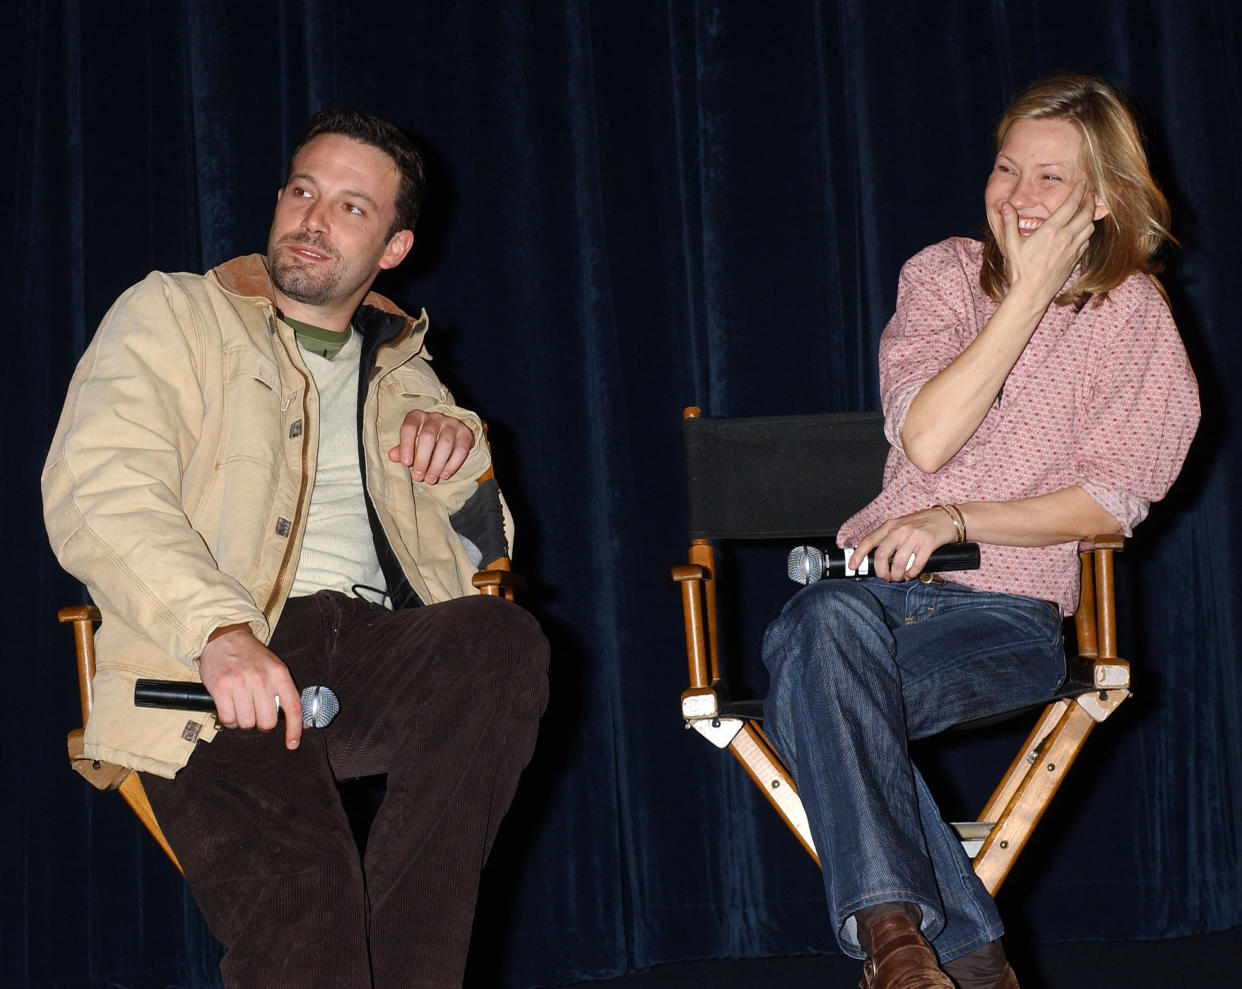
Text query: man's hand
850 507 961 582
198 628 302 750
387 410 474 484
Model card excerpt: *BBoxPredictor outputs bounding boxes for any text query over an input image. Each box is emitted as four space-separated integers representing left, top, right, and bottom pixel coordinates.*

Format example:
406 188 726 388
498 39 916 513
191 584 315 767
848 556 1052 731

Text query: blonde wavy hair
980 74 1173 309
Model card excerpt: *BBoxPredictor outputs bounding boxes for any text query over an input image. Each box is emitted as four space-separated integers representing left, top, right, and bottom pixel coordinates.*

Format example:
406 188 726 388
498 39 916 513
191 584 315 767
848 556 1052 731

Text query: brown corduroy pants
143 591 549 988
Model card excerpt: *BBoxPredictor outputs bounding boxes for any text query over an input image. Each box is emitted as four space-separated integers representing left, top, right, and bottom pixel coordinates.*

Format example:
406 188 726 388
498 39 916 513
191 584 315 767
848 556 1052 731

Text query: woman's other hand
851 507 960 582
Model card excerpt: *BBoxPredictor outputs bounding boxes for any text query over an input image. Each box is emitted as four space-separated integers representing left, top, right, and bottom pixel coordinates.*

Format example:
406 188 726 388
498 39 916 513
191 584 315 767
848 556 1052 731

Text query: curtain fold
7 2 1240 986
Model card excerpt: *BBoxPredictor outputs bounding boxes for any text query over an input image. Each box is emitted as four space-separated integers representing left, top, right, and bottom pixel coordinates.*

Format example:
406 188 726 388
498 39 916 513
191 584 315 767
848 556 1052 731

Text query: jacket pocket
219 349 285 468
194 348 291 579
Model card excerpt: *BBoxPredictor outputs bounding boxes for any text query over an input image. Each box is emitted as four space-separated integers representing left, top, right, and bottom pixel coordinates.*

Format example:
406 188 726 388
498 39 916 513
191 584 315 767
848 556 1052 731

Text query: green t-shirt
283 315 351 360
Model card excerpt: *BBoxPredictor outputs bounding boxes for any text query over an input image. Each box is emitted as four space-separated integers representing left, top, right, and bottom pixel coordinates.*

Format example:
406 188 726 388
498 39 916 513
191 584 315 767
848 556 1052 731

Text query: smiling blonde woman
761 74 1199 989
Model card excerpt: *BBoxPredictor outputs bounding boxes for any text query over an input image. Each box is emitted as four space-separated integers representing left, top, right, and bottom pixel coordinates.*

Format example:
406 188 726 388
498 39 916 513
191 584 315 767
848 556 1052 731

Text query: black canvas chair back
683 410 888 541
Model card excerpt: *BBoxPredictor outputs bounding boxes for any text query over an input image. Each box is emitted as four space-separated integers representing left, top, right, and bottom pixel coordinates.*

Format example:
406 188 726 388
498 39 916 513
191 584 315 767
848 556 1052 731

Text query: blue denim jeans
761 576 1066 964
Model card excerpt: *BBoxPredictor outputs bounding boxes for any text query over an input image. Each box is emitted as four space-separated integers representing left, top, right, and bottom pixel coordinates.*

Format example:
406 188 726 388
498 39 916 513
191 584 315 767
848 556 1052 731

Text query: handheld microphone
787 542 980 585
134 680 341 728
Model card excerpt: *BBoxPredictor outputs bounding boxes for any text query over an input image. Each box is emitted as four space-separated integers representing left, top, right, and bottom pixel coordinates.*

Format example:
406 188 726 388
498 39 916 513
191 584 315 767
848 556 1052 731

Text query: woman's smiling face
985 117 1106 259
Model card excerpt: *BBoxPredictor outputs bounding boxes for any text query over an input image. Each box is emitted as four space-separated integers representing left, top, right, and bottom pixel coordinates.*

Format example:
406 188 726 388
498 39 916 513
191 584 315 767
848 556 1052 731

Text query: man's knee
456 596 547 670
485 599 549 711
426 596 549 719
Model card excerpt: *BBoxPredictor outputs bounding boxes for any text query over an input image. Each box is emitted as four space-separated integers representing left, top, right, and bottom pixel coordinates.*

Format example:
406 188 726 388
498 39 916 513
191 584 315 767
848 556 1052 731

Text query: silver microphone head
787 545 825 585
300 685 341 728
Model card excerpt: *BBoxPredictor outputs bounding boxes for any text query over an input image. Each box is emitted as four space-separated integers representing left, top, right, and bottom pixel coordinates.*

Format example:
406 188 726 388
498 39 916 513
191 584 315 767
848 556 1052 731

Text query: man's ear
379 229 415 270
276 187 284 205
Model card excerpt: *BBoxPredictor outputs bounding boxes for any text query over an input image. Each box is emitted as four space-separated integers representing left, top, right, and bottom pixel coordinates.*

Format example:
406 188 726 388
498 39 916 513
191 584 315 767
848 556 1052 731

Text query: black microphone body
788 542 980 584
134 680 341 727
134 680 217 711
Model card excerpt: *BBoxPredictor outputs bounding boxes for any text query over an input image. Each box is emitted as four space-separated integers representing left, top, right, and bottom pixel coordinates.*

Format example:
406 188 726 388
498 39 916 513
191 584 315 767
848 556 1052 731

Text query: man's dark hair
288 108 426 237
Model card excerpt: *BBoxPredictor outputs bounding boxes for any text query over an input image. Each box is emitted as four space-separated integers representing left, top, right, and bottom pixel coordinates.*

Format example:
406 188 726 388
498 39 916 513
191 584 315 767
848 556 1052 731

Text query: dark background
5 2 1240 987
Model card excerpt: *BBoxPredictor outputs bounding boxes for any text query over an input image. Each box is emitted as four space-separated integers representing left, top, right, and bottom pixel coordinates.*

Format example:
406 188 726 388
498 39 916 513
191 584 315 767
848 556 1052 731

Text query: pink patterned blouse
838 238 1200 614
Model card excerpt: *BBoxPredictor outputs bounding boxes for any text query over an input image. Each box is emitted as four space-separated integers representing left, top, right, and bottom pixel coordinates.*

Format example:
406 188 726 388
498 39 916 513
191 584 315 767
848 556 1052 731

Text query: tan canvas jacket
43 254 507 777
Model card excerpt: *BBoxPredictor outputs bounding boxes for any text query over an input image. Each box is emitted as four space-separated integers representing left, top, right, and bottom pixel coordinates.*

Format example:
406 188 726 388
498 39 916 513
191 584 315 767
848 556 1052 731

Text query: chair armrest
58 604 101 623
1073 535 1126 671
669 562 715 691
60 604 102 724
472 559 526 601
1077 533 1125 552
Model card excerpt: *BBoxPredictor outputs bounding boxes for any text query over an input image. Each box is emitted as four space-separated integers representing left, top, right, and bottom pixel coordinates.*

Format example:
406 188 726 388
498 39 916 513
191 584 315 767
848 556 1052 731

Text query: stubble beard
268 235 344 306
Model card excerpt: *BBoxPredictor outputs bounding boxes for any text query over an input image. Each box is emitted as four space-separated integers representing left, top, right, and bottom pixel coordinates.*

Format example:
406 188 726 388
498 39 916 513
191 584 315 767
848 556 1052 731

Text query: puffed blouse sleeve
1074 276 1200 535
876 241 982 453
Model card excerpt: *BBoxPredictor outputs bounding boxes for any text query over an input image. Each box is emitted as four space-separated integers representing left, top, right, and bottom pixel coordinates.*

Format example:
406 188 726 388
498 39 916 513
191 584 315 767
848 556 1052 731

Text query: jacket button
275 518 291 536
289 420 303 438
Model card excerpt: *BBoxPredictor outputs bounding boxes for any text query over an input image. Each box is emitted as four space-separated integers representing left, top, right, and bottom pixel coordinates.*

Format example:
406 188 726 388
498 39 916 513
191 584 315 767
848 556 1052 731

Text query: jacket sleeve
42 273 267 670
423 399 493 488
374 356 494 508
422 394 515 561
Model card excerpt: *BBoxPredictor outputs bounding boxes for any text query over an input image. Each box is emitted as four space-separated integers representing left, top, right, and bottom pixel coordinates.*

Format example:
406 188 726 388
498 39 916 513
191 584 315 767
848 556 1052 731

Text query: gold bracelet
936 504 965 543
950 504 968 543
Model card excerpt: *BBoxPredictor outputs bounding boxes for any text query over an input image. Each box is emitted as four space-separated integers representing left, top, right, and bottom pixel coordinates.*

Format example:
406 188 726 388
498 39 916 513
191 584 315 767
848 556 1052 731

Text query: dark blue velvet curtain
6 1 1240 986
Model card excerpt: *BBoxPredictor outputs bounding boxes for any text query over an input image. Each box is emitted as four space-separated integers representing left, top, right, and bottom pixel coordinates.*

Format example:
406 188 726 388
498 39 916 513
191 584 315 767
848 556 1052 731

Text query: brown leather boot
993 966 1020 989
941 939 1020 988
863 911 955 989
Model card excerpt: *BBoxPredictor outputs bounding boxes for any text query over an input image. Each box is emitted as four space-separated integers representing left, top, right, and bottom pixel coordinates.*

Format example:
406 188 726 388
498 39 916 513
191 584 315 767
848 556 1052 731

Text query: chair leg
118 773 183 874
700 696 1133 899
703 692 1125 895
970 700 1098 896
728 723 820 866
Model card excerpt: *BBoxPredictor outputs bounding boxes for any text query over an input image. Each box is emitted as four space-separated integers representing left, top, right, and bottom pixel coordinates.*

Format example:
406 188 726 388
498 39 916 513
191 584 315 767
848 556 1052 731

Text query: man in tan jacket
43 108 548 988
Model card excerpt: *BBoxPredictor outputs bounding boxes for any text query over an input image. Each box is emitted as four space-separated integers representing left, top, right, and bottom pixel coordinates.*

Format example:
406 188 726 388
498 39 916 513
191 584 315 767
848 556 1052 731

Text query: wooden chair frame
670 406 1130 895
62 603 184 872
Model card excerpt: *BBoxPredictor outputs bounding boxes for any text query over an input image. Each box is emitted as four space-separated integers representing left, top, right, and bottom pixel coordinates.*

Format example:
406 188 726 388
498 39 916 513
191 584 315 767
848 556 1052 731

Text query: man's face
267 133 411 319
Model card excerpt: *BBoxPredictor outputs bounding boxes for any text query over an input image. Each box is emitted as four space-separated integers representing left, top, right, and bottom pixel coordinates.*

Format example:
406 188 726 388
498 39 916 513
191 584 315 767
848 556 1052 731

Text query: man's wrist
207 622 250 643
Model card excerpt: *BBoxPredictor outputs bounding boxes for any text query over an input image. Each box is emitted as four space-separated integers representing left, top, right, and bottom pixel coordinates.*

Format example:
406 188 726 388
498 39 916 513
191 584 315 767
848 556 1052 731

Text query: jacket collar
207 253 430 353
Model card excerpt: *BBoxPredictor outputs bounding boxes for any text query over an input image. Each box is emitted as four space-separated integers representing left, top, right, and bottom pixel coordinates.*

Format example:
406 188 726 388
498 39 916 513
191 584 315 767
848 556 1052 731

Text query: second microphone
787 542 980 585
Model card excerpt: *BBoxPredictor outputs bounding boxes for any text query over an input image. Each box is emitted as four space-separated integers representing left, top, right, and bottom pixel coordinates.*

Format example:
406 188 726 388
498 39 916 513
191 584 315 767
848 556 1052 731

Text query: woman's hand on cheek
1004 181 1096 306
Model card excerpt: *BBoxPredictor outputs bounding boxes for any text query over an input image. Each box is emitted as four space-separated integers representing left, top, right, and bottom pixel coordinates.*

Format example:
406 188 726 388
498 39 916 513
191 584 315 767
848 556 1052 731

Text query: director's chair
669 406 1129 895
